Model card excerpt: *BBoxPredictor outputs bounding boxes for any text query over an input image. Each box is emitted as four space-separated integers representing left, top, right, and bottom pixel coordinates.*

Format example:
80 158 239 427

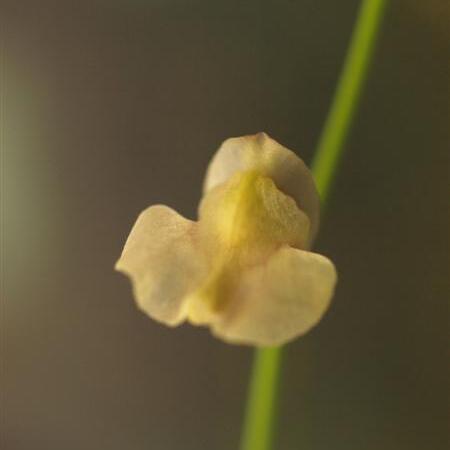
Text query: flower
115 133 337 346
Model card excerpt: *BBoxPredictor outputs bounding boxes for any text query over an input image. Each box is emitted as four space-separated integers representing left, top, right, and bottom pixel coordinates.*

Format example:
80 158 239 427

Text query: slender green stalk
240 1 388 450
240 348 282 450
312 0 389 203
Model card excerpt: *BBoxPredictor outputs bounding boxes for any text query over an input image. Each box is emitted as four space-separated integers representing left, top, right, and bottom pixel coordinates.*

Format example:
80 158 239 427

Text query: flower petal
198 170 311 260
211 246 337 346
115 205 205 326
203 133 320 245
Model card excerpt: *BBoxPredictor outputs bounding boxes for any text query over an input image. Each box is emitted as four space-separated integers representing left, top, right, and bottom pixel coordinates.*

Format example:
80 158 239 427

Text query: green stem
311 0 389 203
239 1 388 450
240 348 282 450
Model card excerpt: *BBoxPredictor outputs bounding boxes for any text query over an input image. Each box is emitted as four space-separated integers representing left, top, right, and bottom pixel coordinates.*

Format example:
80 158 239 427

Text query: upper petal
211 246 337 346
198 170 311 261
203 133 320 245
115 205 205 326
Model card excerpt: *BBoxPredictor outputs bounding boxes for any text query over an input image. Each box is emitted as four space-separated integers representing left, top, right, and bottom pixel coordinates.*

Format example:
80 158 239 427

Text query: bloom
115 133 337 346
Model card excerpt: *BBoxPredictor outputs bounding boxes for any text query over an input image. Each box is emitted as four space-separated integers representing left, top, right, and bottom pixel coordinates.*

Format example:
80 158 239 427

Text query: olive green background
2 1 448 449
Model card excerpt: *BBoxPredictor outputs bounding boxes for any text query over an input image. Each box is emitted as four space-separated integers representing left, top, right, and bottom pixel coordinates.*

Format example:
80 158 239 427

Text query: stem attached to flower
239 1 388 450
240 347 282 450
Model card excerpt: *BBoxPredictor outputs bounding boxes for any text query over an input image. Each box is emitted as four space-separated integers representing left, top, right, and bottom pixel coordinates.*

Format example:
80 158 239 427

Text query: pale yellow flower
115 133 337 346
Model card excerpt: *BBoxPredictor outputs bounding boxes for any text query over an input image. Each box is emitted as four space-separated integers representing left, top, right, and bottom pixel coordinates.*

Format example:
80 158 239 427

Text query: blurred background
2 1 449 449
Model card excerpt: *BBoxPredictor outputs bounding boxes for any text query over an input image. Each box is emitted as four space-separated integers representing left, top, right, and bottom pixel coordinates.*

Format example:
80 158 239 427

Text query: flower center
186 170 310 324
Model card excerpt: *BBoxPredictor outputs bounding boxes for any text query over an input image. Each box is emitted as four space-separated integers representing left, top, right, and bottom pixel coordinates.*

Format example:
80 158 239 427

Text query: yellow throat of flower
186 170 311 324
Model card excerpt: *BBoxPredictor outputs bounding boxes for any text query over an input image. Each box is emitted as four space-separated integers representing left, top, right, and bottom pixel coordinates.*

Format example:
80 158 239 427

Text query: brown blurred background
2 1 449 449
